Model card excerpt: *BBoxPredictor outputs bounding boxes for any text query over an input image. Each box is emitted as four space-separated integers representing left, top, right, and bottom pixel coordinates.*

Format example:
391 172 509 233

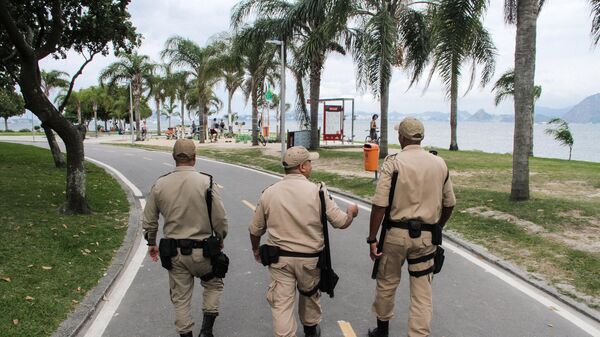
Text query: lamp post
266 39 286 161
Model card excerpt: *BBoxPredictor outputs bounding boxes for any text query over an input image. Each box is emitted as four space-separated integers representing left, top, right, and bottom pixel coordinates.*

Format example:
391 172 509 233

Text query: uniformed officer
249 146 359 337
143 139 229 337
366 118 455 337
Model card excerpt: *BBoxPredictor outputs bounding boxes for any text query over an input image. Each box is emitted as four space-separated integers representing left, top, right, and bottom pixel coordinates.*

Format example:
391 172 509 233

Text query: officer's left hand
148 245 159 262
369 242 382 261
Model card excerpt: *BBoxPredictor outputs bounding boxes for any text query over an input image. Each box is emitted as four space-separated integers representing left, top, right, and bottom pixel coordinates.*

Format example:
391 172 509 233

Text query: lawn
0 142 130 337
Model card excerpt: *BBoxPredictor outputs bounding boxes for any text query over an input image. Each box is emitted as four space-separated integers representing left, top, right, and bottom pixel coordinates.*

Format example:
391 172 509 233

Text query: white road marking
85 157 143 197
124 153 134 156
338 320 357 337
242 199 256 211
143 157 152 161
163 162 174 167
443 240 600 336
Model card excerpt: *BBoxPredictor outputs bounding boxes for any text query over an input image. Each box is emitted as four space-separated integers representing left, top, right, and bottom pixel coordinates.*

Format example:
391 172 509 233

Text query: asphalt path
3 140 598 337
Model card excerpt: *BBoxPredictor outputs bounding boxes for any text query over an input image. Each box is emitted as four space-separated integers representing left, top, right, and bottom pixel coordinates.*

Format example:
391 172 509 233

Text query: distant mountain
467 109 494 122
535 105 571 118
563 93 600 123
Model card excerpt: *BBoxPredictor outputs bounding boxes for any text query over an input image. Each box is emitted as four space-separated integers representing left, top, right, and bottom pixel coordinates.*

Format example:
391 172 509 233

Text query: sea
5 116 600 163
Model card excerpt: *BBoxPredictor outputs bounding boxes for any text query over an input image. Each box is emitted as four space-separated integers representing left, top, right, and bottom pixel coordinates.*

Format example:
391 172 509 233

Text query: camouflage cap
172 139 196 160
394 117 425 141
282 146 319 169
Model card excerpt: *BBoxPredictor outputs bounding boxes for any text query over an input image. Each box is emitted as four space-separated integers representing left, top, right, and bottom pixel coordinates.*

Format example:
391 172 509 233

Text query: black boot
180 332 193 337
304 324 321 337
199 313 217 337
367 319 389 337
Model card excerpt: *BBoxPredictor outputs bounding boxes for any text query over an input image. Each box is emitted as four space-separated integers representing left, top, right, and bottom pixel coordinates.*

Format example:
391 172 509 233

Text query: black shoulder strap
319 185 330 252
199 172 215 235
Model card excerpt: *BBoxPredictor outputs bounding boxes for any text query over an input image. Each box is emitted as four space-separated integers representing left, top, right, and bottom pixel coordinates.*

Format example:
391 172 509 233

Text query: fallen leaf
25 296 34 301
77 287 81 292
73 234 79 238
71 299 79 304
27 265 34 268
12 319 19 325
2 276 11 282
84 249 91 254
62 224 68 229
41 266 52 270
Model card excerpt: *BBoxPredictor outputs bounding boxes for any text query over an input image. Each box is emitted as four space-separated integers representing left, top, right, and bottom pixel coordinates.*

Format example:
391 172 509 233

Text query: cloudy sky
40 0 600 116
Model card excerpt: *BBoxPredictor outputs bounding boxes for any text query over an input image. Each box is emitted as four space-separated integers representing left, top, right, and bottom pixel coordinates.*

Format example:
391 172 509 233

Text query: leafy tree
161 37 224 142
426 0 496 151
40 69 70 167
545 118 574 160
492 68 541 156
505 0 600 200
0 0 138 214
350 0 430 157
0 87 24 130
216 35 245 129
147 67 166 136
172 71 193 132
99 52 154 141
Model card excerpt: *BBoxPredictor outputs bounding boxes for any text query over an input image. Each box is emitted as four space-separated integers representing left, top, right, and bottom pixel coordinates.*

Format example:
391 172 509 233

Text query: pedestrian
249 146 359 337
370 114 379 143
210 118 219 142
366 118 455 337
143 139 229 337
219 119 225 137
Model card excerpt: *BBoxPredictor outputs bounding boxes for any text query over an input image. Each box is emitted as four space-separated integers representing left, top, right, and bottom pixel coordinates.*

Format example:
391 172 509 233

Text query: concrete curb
51 162 142 337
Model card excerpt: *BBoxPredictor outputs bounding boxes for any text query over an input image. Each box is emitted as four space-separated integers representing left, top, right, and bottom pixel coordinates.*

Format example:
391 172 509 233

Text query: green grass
0 143 130 337
123 142 600 302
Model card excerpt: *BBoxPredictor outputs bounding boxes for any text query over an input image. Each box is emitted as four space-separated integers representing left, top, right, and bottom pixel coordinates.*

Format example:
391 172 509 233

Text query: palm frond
591 0 600 45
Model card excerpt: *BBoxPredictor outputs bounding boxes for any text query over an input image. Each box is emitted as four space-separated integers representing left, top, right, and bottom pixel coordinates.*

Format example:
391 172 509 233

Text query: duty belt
175 239 205 249
387 220 436 231
279 249 321 258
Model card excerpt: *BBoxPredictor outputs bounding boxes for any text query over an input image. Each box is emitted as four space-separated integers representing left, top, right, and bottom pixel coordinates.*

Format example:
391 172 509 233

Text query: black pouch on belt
432 224 443 245
259 244 280 266
159 238 178 270
433 246 445 274
178 239 194 256
408 220 422 239
203 236 221 258
212 252 230 278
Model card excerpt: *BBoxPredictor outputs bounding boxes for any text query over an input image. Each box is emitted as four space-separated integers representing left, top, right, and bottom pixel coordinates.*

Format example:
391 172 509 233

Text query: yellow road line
338 321 357 337
241 200 256 211
143 157 152 161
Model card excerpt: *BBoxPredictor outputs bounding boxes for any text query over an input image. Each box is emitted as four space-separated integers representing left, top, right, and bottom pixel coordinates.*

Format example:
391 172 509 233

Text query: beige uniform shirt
142 166 228 245
372 145 456 224
249 174 348 253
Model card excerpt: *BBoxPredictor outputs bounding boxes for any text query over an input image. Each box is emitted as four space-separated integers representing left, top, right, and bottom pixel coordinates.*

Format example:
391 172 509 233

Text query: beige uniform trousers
169 248 224 334
372 229 436 337
267 256 321 337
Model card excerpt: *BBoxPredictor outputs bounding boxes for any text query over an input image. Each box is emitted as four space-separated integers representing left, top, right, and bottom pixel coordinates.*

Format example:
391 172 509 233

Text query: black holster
433 246 445 274
177 239 195 255
159 238 178 270
202 236 221 258
202 236 229 279
259 244 280 266
408 220 422 238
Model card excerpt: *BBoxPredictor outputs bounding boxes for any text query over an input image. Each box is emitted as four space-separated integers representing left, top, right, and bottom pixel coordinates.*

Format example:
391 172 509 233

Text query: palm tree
99 52 154 141
426 0 496 151
232 0 353 150
505 0 600 200
218 36 245 129
172 71 193 136
147 70 165 136
232 25 279 146
161 37 224 143
350 1 430 158
492 69 541 156
545 118 574 160
40 69 69 167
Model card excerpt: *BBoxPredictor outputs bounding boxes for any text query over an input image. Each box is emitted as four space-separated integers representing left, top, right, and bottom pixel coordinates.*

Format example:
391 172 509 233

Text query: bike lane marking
338 320 357 337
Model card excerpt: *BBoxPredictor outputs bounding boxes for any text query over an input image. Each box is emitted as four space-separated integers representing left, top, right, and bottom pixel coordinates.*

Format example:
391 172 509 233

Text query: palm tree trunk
134 77 142 141
155 96 162 136
4 117 7 130
380 79 389 158
199 100 206 143
569 146 572 160
511 0 537 201
252 80 259 146
227 90 233 129
309 57 324 150
529 107 534 156
180 96 185 139
449 69 459 151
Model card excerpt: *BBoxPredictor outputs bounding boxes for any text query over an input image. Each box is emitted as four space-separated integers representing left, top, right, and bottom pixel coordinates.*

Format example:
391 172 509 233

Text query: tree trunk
155 96 162 136
134 76 142 141
380 79 389 158
449 68 459 151
251 80 259 146
3 117 7 130
180 96 185 139
308 57 324 150
93 102 98 138
19 61 90 214
569 146 572 160
227 90 233 130
43 126 66 168
199 97 206 143
529 107 534 157
511 0 537 201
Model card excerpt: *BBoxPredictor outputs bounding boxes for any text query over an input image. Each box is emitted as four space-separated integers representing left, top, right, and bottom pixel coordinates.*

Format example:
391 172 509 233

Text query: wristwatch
366 237 377 244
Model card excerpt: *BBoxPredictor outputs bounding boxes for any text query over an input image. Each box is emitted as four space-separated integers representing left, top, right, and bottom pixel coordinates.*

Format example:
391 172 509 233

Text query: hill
563 93 600 123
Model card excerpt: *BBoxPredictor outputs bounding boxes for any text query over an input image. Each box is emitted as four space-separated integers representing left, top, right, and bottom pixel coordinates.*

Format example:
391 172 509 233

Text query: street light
266 39 286 161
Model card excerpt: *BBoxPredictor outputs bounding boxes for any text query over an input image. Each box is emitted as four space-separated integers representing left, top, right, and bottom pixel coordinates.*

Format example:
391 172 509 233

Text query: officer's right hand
148 245 159 262
347 203 359 218
369 242 382 261
253 249 261 263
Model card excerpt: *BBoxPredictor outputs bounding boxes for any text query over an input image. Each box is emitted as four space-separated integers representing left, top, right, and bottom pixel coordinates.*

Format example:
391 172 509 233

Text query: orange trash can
363 143 379 172
262 126 269 137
